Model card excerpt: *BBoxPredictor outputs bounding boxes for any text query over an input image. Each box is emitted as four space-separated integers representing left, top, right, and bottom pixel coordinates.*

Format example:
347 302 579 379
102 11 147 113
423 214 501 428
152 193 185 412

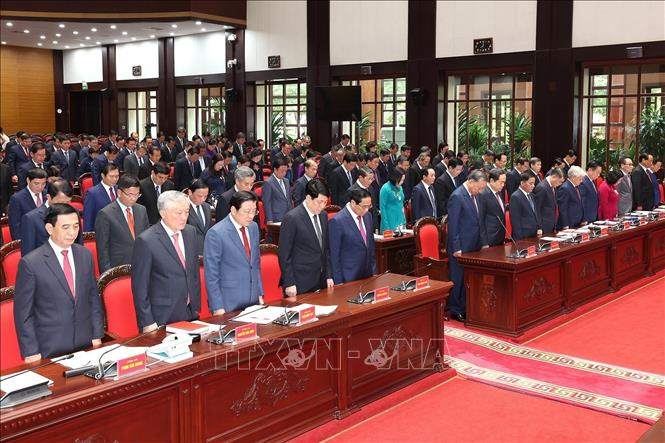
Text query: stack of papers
0 371 53 394
290 303 338 316
58 346 148 370
232 304 338 324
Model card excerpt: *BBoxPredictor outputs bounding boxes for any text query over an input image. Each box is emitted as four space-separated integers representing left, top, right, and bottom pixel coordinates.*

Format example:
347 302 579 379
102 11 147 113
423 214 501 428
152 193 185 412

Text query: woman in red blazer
598 170 622 220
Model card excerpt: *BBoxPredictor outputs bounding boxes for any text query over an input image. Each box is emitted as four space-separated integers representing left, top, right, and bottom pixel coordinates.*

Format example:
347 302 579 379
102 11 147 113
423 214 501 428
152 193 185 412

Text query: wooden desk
266 223 416 275
0 275 451 442
457 219 665 338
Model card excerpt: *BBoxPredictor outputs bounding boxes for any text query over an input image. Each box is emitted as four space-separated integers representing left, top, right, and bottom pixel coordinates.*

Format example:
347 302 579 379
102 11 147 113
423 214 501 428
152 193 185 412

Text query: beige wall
0 45 55 135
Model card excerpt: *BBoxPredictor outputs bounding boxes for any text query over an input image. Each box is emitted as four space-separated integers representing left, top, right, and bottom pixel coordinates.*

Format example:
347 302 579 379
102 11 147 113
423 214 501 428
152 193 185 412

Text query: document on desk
233 306 286 324
290 303 338 316
0 371 53 393
58 346 148 369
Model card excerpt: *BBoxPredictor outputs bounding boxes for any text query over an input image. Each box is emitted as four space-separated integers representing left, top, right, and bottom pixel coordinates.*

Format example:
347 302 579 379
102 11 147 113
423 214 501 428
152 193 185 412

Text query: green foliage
457 105 488 161
356 111 373 151
203 97 226 137
639 105 665 160
270 112 293 149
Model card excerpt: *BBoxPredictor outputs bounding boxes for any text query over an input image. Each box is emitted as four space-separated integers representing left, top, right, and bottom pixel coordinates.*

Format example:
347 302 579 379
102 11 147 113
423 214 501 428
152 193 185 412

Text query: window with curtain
581 63 665 170
340 77 406 149
118 90 158 139
250 80 307 149
442 71 532 165
176 86 226 138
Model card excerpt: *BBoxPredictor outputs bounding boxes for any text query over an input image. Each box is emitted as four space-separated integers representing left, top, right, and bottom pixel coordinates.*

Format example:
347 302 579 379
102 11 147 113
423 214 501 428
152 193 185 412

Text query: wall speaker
409 88 426 105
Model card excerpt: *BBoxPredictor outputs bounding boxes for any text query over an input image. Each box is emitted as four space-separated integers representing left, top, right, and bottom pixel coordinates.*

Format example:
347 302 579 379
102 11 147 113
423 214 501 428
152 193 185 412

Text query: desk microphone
495 215 527 259
1 353 75 382
392 262 434 292
349 270 392 304
80 325 165 380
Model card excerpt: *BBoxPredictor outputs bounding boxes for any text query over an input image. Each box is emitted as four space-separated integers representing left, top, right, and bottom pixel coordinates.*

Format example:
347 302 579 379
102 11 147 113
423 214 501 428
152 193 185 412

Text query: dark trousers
447 254 466 315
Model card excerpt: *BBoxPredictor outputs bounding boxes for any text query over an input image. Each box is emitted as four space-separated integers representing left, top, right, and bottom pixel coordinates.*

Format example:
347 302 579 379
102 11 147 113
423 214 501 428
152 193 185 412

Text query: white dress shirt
229 213 251 250
161 221 186 262
48 238 76 293
345 203 366 235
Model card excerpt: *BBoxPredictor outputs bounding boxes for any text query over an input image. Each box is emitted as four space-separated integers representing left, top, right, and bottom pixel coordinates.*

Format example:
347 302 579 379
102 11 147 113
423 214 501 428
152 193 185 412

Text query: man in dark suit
526 157 543 185
174 127 188 157
139 146 163 180
292 160 318 207
78 144 99 177
232 132 247 159
319 147 345 184
482 150 495 172
346 167 380 233
329 187 377 284
434 151 455 178
215 166 256 222
20 179 79 256
138 162 175 225
632 153 655 211
185 179 213 256
114 137 133 172
509 173 541 241
14 204 104 361
95 175 150 273
562 149 577 177
0 160 11 216
173 146 201 191
456 152 470 183
4 132 32 180
580 160 602 224
329 152 358 206
405 152 430 201
377 148 391 184
123 143 149 179
204 191 264 314
8 168 48 240
132 191 201 332
533 168 564 234
160 136 178 163
91 145 119 185
83 163 120 232
50 136 79 183
17 143 48 189
557 165 585 230
447 170 487 321
278 179 334 296
411 167 438 221
434 157 463 216
479 168 507 247
263 157 293 223
506 157 529 198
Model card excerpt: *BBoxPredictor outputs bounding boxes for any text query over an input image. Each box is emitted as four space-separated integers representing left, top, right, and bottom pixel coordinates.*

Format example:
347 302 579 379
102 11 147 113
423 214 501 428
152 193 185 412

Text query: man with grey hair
215 165 256 222
292 159 318 206
446 169 487 321
405 151 431 201
556 165 585 230
617 156 634 215
346 166 379 232
132 190 201 331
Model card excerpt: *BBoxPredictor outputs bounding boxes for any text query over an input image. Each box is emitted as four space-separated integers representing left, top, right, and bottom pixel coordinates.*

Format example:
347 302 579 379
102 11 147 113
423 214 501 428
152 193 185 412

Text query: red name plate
550 241 559 251
623 221 631 230
382 230 394 238
297 306 317 325
526 245 537 257
415 276 430 290
116 353 147 378
659 212 665 220
639 217 647 225
600 227 608 236
373 286 390 303
235 323 258 342
581 233 590 242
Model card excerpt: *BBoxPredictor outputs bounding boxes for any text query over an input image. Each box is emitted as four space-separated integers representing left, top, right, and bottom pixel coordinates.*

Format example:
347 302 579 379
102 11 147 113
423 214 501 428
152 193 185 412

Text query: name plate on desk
235 324 258 342
373 286 390 303
624 221 631 230
382 230 394 238
526 245 537 258
296 306 317 325
550 241 559 251
415 276 430 290
658 212 665 220
600 227 608 236
639 217 647 225
581 233 590 242
116 353 147 379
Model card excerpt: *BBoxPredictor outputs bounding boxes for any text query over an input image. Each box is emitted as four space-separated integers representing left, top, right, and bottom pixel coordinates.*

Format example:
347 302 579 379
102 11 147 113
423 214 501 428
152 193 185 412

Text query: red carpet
527 276 665 374
321 378 649 442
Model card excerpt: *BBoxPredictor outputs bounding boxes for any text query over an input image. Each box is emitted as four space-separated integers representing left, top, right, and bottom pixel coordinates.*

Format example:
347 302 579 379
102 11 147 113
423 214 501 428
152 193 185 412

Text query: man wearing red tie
83 163 120 231
14 203 105 362
8 167 48 240
478 168 507 246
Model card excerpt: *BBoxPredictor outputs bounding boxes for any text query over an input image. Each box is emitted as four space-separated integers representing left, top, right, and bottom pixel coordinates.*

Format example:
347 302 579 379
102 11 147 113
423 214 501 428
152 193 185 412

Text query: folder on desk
0 371 53 409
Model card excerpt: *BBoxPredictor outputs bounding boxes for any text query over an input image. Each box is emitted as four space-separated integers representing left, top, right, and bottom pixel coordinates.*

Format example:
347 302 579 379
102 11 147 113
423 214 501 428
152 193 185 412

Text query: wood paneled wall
0 45 55 134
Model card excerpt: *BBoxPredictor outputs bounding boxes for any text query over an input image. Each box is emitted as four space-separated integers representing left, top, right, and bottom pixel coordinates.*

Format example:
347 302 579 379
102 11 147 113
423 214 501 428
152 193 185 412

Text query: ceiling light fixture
150 34 155 38
122 31 128 35
59 23 66 28
37 42 43 46
79 43 85 47
110 24 117 29
195 21 202 25
131 37 136 41
171 24 178 28
65 45 70 48
53 41 58 44
201 28 207 32
1 41 6 45
40 35 46 39
91 28 97 32
73 31 79 35
169 32 174 36
55 33 61 37
96 41 101 45
114 39 119 43
23 29 30 34
85 36 90 40
6 22 13 27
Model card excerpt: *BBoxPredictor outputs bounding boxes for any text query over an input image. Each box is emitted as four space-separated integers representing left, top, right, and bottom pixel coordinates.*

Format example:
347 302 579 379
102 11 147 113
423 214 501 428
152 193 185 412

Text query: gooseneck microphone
352 270 392 303
391 262 434 292
495 215 527 259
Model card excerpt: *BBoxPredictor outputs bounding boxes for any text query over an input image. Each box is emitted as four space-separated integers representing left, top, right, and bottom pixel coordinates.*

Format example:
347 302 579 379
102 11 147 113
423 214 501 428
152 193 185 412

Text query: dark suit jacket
138 177 175 225
579 176 599 223
215 186 235 223
131 223 201 329
447 185 486 253
51 149 79 182
91 155 110 185
533 179 558 234
17 161 48 190
160 145 177 164
557 180 583 229
347 182 380 233
632 166 655 210
292 175 310 207
329 165 358 206
411 182 437 221
14 242 104 358
434 161 448 178
77 155 94 178
232 142 247 159
328 207 377 284
95 201 150 273
526 169 542 185
174 137 187 156
174 157 197 191
278 204 332 294
506 168 521 197
433 172 456 216
186 202 213 256
319 153 340 183
83 183 115 232
509 190 541 240
4 143 31 176
263 174 292 222
8 187 45 240
377 160 390 184
404 163 424 201
123 153 148 179
479 186 506 246
0 162 11 215
20 205 83 255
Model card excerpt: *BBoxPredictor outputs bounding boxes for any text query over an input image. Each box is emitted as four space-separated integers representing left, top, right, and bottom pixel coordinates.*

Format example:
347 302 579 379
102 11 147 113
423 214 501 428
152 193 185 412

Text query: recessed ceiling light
23 29 30 34
6 22 13 27
79 43 85 47
55 33 61 37
72 31 79 35
110 24 117 29
122 31 127 35
114 39 119 43
91 28 97 32
37 43 43 46
85 36 90 40
52 40 58 44
96 41 101 45
169 32 174 36
201 28 207 32
1 41 6 45
195 21 202 25
131 37 136 41
40 35 46 39
65 45 70 48
171 24 178 28
59 23 66 28
150 34 155 38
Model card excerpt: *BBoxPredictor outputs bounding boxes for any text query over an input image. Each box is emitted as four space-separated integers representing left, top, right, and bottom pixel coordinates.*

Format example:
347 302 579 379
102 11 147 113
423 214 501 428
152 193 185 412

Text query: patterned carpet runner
444 326 664 423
